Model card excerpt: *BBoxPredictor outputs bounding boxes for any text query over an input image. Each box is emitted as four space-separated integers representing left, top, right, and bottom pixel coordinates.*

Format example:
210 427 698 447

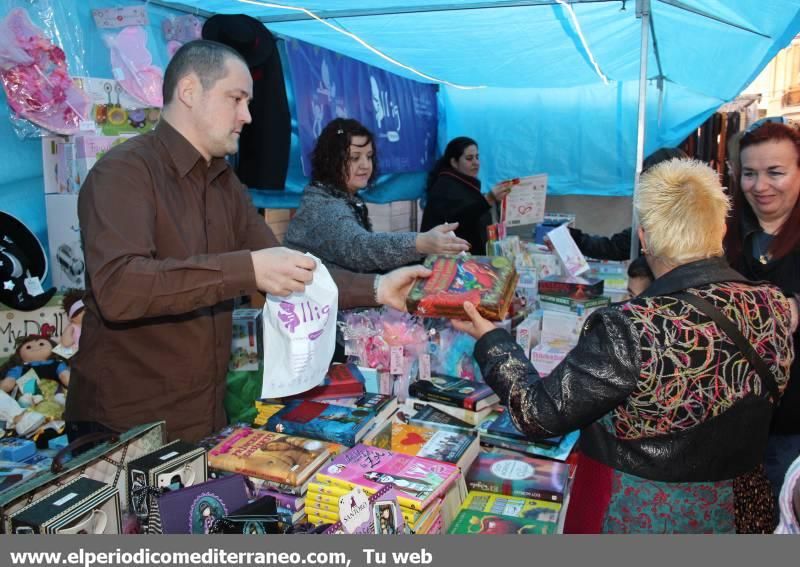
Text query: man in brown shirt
65 40 427 443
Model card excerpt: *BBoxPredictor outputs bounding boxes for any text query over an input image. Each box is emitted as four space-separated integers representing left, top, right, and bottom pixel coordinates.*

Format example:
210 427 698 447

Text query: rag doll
1 334 70 395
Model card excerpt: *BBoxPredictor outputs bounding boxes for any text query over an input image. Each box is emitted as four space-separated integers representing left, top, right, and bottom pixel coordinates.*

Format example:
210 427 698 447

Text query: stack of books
477 411 579 461
206 427 341 526
407 375 499 426
306 444 466 533
448 451 569 534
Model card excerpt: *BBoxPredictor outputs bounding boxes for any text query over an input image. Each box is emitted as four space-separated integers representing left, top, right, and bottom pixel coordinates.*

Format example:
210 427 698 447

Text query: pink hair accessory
67 299 84 319
0 9 91 135
104 26 163 107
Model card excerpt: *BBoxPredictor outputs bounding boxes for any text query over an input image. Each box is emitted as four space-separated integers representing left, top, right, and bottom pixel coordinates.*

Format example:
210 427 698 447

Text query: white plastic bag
260 254 338 398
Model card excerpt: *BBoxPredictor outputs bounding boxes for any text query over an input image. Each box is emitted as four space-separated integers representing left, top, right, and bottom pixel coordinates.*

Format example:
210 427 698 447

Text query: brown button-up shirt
66 120 376 442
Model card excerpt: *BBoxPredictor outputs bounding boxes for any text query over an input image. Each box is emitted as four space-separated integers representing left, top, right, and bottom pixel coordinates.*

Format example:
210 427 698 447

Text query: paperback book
406 404 474 434
388 422 479 470
207 428 331 488
408 375 499 412
465 451 568 502
486 410 562 446
314 444 461 512
447 491 561 534
265 400 376 446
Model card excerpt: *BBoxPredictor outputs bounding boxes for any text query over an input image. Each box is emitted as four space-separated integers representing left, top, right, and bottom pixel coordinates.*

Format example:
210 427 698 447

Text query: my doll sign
261 254 338 399
0 301 65 361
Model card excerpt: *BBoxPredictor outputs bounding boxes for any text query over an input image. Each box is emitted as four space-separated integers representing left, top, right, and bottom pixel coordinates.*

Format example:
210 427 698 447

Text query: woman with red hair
726 119 800 497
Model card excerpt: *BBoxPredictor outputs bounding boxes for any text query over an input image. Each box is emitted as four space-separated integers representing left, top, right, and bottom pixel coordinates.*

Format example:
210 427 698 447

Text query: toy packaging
406 255 518 321
229 309 262 372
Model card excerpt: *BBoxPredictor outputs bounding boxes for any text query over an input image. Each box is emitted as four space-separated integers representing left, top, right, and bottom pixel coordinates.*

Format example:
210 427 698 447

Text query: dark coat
728 207 800 434
420 170 492 254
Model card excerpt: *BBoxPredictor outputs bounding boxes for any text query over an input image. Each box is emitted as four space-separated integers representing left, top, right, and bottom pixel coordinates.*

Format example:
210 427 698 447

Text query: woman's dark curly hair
310 118 378 191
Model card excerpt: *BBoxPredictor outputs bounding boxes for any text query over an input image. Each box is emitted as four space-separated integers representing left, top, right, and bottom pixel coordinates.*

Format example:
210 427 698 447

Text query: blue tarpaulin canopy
2 0 800 256
151 0 800 200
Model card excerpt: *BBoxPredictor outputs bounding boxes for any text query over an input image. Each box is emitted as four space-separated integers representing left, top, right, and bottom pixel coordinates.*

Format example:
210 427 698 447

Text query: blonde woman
455 159 795 533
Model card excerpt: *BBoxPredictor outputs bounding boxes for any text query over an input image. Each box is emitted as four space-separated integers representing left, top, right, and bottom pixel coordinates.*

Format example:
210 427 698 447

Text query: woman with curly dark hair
285 118 468 273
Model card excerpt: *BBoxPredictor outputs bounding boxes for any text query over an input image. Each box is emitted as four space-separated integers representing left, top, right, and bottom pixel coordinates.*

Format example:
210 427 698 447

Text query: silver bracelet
373 275 382 304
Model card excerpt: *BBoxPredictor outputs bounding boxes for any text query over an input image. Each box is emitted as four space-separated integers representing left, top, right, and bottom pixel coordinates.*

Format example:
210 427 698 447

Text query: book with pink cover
314 444 460 511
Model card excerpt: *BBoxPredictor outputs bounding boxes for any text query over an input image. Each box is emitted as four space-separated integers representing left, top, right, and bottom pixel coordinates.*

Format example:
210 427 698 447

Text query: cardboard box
530 344 570 377
515 310 542 358
45 194 85 290
540 309 588 349
73 135 134 187
229 309 262 371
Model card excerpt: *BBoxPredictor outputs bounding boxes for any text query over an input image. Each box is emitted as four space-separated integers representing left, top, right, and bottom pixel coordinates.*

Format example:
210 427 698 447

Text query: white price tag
419 353 431 381
79 120 96 131
390 346 404 375
24 276 45 297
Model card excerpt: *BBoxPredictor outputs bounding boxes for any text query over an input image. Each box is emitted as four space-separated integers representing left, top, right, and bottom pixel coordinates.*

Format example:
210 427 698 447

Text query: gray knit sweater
284 183 422 273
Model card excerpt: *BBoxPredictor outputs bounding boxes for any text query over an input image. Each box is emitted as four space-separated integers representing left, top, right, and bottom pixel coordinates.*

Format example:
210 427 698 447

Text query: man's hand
416 223 470 255
250 248 316 296
451 301 496 339
376 265 431 311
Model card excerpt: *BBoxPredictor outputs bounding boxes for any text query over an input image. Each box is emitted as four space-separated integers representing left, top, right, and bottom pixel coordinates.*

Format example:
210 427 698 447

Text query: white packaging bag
261 254 338 398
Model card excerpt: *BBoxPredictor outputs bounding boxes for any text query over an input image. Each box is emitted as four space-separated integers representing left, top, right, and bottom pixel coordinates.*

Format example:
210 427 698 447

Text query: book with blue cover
486 410 562 447
265 400 377 447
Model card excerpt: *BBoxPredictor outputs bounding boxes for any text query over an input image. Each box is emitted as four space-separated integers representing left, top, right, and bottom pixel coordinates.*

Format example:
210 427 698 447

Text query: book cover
408 375 499 412
389 422 477 467
407 404 474 434
486 411 562 447
327 393 398 426
538 275 604 299
465 452 568 502
265 400 376 447
406 255 518 321
447 491 560 534
407 399 493 426
285 363 366 401
538 293 610 314
314 444 460 512
207 428 331 487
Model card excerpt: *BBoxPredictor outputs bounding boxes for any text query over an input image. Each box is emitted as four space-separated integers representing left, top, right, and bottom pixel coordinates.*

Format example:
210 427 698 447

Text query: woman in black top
724 119 800 496
420 137 509 254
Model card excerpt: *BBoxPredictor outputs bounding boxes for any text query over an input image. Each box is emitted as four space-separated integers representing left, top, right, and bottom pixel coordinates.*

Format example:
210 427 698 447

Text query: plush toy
60 289 85 352
0 334 69 395
0 389 46 436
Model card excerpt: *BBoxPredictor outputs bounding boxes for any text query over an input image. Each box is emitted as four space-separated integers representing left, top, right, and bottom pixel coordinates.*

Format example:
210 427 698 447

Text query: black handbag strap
671 291 779 403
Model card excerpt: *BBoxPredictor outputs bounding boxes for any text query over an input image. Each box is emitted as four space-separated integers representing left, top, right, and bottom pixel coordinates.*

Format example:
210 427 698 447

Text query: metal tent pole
630 0 650 260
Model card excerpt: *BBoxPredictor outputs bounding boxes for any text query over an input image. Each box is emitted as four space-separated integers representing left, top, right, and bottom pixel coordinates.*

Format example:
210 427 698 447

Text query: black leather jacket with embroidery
474 257 794 482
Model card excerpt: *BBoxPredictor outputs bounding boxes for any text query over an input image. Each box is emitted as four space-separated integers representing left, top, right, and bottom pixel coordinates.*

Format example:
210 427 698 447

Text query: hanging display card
501 174 548 227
